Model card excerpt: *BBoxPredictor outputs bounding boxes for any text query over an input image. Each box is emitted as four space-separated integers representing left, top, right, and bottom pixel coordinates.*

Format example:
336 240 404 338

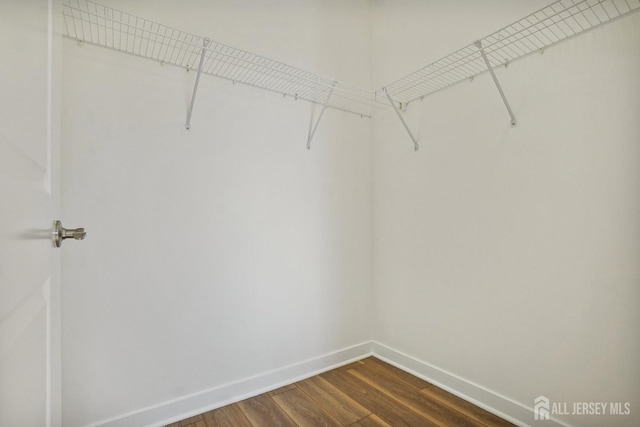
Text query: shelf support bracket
474 40 517 127
384 88 419 151
185 38 211 130
307 81 337 150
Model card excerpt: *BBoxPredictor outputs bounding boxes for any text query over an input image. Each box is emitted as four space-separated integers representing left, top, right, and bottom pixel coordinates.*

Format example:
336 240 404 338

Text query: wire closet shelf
378 0 640 106
62 0 640 136
62 0 386 119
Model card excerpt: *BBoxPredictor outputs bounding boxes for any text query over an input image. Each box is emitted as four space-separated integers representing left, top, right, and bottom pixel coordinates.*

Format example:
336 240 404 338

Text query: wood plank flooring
166 357 515 427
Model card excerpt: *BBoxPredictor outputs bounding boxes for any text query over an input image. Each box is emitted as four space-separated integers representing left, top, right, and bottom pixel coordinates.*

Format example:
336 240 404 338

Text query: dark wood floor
167 357 515 427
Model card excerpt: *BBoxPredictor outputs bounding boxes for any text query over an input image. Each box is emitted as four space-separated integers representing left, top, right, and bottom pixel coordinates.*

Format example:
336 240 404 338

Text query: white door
0 0 62 426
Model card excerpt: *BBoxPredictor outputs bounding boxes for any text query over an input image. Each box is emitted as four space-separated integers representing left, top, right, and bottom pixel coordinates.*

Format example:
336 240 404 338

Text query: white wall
61 1 372 426
371 1 640 427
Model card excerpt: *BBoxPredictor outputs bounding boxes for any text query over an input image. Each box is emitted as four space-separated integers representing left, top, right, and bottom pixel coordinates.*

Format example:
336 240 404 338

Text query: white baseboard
91 340 573 427
371 341 572 427
91 341 373 427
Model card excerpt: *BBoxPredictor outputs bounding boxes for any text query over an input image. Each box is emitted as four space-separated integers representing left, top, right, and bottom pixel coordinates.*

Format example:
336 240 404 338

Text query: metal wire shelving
62 0 640 149
62 0 386 143
377 0 640 149
380 0 640 105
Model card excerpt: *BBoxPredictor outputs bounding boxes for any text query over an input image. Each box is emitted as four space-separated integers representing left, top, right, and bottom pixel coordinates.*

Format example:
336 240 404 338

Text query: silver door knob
53 220 86 248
